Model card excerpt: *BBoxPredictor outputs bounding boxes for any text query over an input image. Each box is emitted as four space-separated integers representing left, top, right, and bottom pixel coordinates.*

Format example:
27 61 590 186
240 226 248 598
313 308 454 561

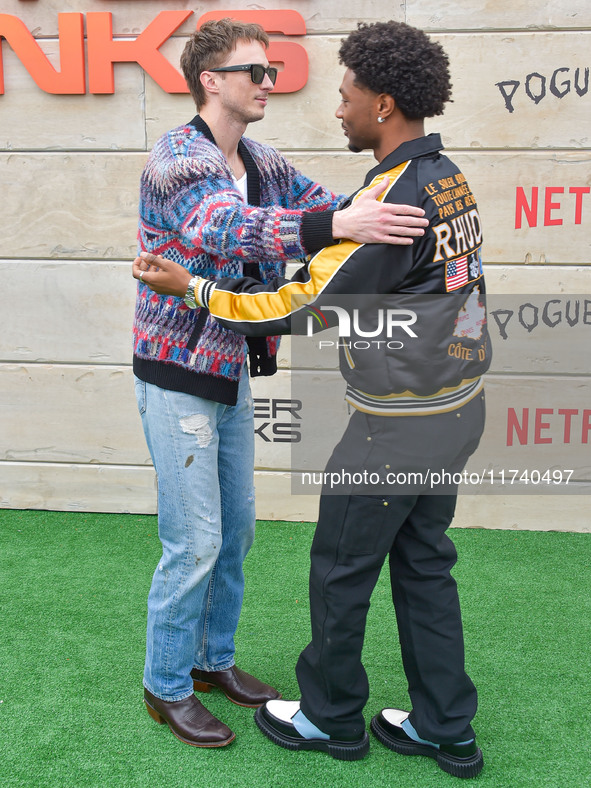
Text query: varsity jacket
192 134 492 416
132 115 344 405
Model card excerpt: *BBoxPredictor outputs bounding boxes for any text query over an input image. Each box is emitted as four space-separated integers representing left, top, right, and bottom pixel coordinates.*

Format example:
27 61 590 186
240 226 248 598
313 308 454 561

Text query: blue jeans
134 369 256 701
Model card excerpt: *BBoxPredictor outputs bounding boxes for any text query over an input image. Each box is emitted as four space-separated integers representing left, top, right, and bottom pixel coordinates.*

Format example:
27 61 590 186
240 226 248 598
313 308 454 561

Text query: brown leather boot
144 688 235 747
191 666 281 707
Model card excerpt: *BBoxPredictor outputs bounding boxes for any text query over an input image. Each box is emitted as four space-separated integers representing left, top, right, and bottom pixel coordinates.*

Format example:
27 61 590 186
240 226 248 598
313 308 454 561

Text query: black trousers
296 393 485 743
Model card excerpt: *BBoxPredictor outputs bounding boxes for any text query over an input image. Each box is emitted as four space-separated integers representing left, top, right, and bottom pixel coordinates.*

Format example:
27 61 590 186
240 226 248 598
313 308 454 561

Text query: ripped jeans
134 369 256 701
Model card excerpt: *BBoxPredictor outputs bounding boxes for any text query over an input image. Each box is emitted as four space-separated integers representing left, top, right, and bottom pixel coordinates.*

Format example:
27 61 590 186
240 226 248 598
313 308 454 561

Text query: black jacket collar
189 115 261 206
364 133 443 187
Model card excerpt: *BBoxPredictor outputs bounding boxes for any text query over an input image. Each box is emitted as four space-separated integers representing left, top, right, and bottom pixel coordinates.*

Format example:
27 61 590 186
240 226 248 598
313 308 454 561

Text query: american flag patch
446 256 469 291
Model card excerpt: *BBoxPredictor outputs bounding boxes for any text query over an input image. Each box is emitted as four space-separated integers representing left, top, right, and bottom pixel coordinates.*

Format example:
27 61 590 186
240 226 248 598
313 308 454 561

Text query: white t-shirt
233 172 247 201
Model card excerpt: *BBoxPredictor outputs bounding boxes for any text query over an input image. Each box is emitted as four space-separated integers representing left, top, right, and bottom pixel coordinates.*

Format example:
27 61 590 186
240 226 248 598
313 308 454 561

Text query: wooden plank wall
1 1 589 530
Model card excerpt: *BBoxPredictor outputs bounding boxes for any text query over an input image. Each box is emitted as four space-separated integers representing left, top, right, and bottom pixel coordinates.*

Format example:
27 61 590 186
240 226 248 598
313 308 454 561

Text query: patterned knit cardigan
133 116 344 405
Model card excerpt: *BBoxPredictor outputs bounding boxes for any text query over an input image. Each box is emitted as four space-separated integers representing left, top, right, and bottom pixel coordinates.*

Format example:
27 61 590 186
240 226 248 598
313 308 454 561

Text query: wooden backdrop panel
286 151 591 264
2 461 588 531
1 49 146 151
0 364 303 469
1 0 589 527
408 0 590 31
2 261 590 367
428 33 591 150
4 364 586 482
0 0 403 38
0 364 148 465
0 462 322 521
145 33 591 151
0 261 136 364
285 371 591 484
4 149 588 264
0 153 146 260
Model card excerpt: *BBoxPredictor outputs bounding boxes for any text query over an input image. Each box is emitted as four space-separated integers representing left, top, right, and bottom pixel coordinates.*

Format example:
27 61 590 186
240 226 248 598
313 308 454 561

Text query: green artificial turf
0 510 590 787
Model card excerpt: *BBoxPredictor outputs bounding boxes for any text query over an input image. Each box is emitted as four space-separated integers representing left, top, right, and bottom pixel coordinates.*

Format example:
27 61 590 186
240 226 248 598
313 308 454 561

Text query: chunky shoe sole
370 715 483 778
254 706 369 761
144 698 235 748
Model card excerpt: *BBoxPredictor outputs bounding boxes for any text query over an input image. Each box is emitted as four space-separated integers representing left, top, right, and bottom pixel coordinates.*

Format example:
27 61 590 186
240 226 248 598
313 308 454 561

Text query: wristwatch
184 276 201 309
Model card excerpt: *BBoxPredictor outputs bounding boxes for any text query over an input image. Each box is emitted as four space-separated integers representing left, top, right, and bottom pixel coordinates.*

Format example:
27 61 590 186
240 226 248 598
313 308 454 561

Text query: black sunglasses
210 63 278 86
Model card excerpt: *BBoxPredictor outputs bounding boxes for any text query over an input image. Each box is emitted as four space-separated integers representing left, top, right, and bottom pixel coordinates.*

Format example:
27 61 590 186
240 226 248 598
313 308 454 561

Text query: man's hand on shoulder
332 177 428 245
132 252 192 298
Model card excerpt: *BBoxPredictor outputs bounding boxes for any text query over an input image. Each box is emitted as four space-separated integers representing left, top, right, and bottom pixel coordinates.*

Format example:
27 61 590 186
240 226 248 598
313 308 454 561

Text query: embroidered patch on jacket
453 286 486 340
445 248 482 292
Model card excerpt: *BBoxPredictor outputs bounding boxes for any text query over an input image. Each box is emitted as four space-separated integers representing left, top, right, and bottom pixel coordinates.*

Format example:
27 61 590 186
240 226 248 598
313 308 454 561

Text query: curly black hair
338 21 452 119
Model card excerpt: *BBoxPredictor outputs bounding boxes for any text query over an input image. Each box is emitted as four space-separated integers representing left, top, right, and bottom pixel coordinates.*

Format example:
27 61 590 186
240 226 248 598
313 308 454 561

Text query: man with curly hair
134 21 487 777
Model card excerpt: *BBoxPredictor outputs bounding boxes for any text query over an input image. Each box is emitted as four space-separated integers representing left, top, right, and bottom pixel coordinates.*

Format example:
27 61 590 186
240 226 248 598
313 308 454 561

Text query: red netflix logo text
515 186 590 228
507 408 591 446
